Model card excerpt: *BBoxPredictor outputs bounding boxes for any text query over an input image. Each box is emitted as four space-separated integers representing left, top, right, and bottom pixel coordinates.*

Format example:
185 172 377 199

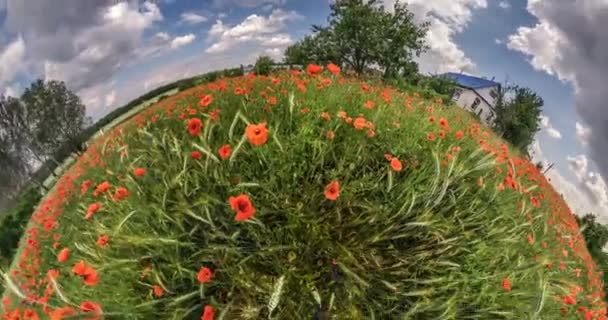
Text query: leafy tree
254 56 274 76
575 213 608 300
19 79 91 159
493 86 544 153
376 2 429 78
285 0 428 77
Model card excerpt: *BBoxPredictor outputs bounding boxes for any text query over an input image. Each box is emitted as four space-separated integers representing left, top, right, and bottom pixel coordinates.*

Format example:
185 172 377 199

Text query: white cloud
530 141 608 221
206 9 301 56
180 12 208 24
538 115 562 139
384 0 487 74
506 0 608 189
218 13 228 19
576 121 592 145
211 0 286 8
498 1 510 9
0 37 26 88
104 90 116 107
170 34 196 49
155 32 170 41
546 128 562 139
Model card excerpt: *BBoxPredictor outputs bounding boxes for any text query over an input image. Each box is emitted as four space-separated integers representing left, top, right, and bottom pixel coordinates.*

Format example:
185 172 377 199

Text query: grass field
1 67 605 319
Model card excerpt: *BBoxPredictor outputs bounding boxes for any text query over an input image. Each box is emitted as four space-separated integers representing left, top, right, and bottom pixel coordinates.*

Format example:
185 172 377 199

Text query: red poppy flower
191 151 202 159
218 144 232 160
199 94 213 108
23 309 38 320
153 285 164 297
384 153 393 161
197 267 213 283
367 130 375 138
327 63 341 75
320 112 330 121
326 130 335 140
96 234 109 247
268 97 277 105
307 64 322 75
324 181 340 201
113 187 129 201
229 194 256 221
390 158 403 172
85 202 101 220
563 295 576 305
72 261 99 286
245 123 269 146
428 116 435 123
57 248 70 263
427 133 436 141
188 118 203 136
49 307 76 320
202 305 215 320
353 117 367 130
501 278 511 292
455 130 464 140
93 181 111 196
439 118 449 128
364 101 375 109
133 167 146 177
80 301 102 316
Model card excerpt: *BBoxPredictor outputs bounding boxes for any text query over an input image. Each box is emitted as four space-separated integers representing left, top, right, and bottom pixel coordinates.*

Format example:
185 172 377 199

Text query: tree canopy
0 80 89 207
493 85 544 153
284 0 429 77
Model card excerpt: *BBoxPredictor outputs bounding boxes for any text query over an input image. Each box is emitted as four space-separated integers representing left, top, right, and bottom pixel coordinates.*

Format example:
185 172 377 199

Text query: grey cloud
2 1 164 92
507 0 608 185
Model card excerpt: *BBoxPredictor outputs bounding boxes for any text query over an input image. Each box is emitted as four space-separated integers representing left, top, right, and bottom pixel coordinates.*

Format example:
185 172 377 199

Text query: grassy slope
1 71 605 319
40 88 179 190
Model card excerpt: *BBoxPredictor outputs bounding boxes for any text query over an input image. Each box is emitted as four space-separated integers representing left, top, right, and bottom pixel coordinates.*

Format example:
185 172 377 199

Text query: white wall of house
452 86 499 125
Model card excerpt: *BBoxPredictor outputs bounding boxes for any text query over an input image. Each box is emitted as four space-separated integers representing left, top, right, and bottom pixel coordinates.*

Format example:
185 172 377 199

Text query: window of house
453 88 463 101
489 88 498 100
486 110 495 122
471 97 481 110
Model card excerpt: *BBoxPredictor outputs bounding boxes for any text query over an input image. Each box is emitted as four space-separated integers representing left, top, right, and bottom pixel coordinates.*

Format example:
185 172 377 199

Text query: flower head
85 202 101 220
245 123 269 146
197 267 213 283
191 151 202 159
153 285 164 297
57 248 70 263
327 63 341 75
133 167 146 177
218 144 232 160
324 181 340 201
188 118 203 136
228 194 256 221
390 158 403 172
202 305 215 320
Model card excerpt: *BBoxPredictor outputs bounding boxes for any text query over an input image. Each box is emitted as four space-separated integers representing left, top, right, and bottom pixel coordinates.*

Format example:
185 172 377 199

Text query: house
443 73 501 125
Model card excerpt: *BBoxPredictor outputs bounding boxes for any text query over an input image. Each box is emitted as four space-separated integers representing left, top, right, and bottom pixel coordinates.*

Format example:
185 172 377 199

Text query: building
443 73 501 126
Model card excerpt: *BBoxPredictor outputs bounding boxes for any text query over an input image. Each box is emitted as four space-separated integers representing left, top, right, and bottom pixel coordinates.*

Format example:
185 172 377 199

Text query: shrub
2 68 604 319
254 56 274 76
0 188 41 267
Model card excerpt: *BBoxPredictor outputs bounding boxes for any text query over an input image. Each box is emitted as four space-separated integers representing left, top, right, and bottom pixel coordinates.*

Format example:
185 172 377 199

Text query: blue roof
442 72 501 90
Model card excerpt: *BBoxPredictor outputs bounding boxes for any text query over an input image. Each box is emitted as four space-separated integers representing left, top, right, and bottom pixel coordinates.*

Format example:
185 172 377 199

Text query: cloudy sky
0 0 606 221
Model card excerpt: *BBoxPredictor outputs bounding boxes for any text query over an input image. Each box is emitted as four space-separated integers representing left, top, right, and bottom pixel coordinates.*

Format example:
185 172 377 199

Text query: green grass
1 70 604 319
40 88 179 190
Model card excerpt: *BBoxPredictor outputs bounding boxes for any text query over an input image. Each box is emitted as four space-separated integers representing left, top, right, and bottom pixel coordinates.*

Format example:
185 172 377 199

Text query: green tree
285 0 428 76
19 79 90 159
494 86 544 153
254 56 274 76
575 213 608 300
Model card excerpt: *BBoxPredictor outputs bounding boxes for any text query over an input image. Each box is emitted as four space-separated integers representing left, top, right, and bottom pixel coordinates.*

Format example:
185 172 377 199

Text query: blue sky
0 0 606 220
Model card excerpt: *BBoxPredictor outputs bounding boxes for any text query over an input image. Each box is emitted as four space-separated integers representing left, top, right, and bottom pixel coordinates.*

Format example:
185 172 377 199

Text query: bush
254 56 274 76
2 68 604 319
0 188 41 267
